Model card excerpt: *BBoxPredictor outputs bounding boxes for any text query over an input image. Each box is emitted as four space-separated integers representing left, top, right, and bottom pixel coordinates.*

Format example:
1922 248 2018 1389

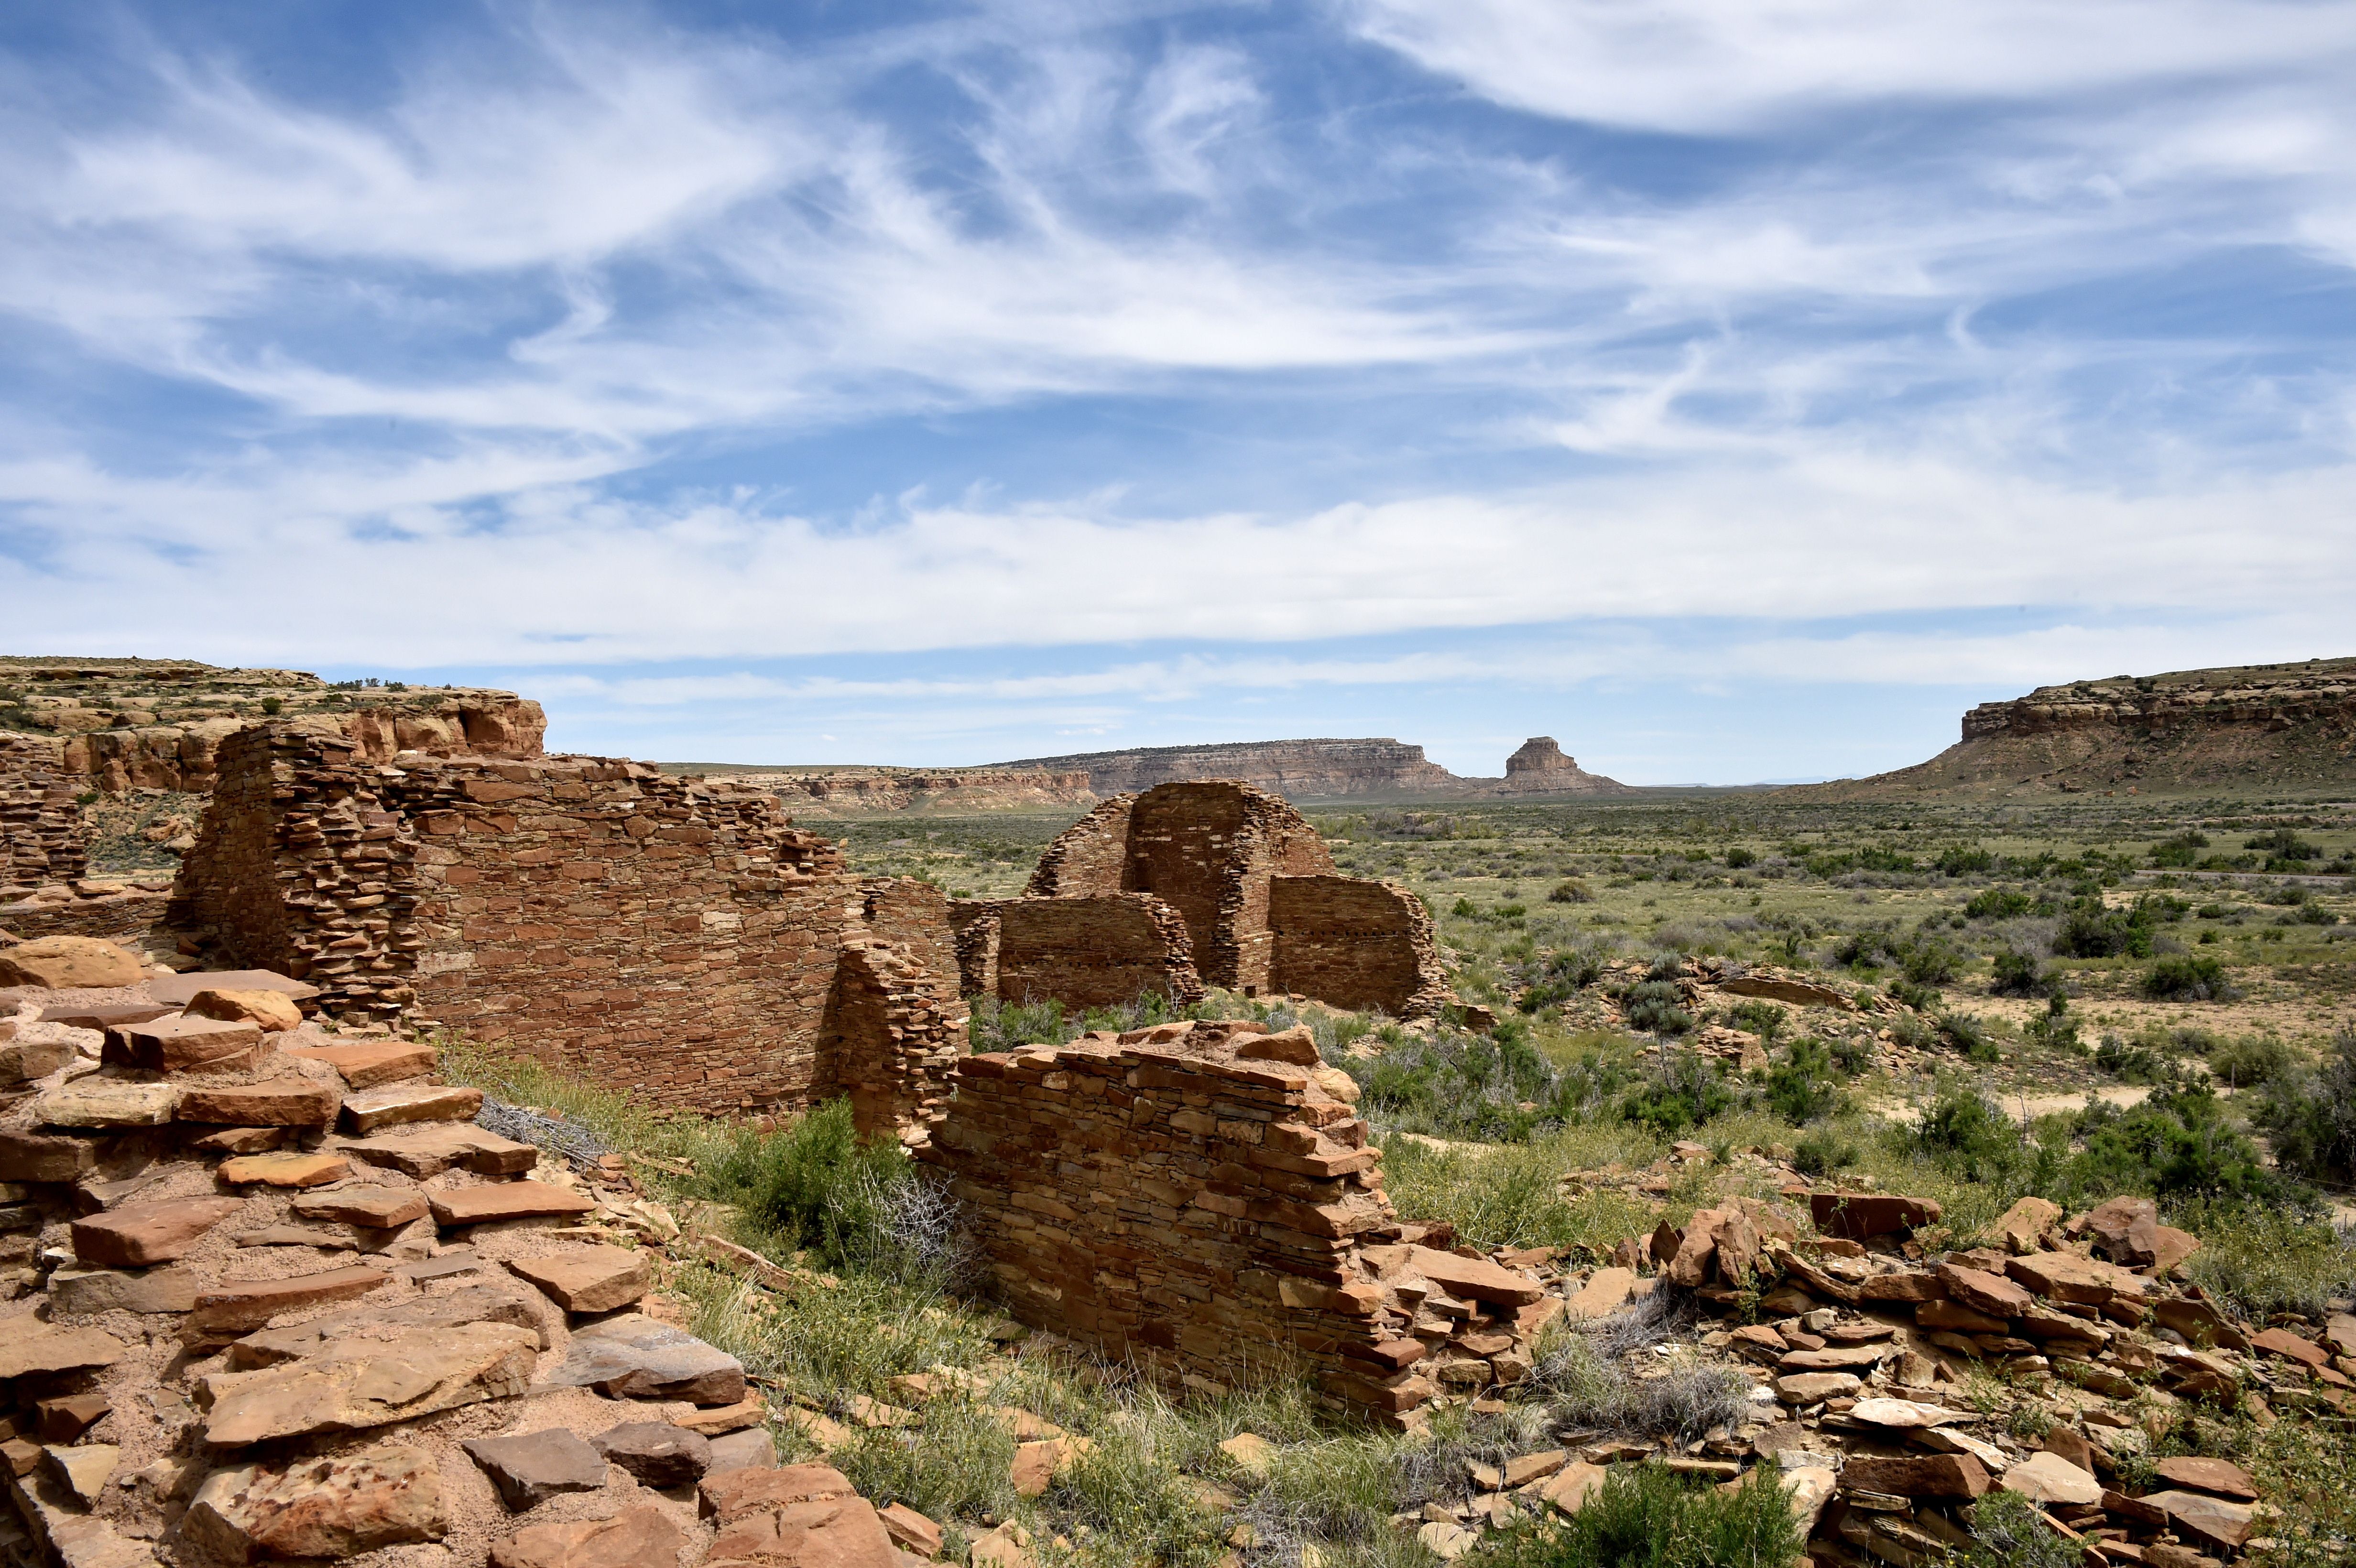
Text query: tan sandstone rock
71 1196 245 1267
0 937 145 989
201 1321 540 1445
185 1445 447 1560
185 988 305 1033
506 1248 652 1314
491 1503 686 1568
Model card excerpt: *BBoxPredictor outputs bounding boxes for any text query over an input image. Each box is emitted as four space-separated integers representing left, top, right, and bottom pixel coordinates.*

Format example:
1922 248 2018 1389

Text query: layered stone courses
1012 781 1448 1016
923 1023 1448 1422
0 736 91 888
166 725 963 1127
947 893 1205 1010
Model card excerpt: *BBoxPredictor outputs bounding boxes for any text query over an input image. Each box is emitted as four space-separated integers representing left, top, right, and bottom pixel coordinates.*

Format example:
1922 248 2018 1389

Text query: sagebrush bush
2142 954 2233 1002
2250 1028 2356 1183
1474 1463 1798 1568
696 1098 962 1278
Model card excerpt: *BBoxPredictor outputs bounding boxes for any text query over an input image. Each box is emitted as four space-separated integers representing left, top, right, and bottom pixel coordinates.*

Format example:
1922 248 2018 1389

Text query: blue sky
4 0 2354 782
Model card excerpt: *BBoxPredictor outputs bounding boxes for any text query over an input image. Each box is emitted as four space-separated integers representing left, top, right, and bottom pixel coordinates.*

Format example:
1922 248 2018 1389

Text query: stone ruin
948 781 1450 1017
0 965 869 1568
158 725 964 1136
922 1018 1540 1426
0 740 89 893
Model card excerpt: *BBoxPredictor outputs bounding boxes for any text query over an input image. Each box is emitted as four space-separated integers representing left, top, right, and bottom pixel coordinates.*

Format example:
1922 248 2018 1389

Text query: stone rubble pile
1370 1180 2347 1568
0 939 957 1568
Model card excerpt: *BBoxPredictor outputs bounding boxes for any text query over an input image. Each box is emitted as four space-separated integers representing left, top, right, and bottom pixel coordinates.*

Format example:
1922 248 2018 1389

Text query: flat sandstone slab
292 1186 430 1228
217 1152 351 1188
72 1196 246 1267
347 1126 538 1178
551 1313 747 1405
281 1040 438 1089
507 1248 652 1314
201 1321 538 1445
428 1182 596 1228
38 1079 180 1128
193 1264 392 1330
177 1078 342 1127
103 1014 262 1074
340 1084 484 1133
0 1324 127 1381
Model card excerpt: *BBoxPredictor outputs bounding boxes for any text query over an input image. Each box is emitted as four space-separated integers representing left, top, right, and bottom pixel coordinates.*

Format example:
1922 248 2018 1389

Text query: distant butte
993 735 1635 803
1783 655 2356 799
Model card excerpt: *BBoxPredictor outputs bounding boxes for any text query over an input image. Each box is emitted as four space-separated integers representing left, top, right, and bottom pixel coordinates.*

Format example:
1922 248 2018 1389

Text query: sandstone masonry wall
1267 876 1450 1018
921 1028 1434 1421
1012 783 1446 1015
0 737 90 890
167 726 960 1125
1027 783 1334 994
948 895 1203 1010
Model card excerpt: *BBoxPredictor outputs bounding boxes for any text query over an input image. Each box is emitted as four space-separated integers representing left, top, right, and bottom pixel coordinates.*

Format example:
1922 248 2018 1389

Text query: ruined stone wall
1268 877 1449 1018
1027 782 1335 993
168 726 960 1124
921 1030 1432 1421
1024 794 1135 898
949 895 1203 1009
818 881 970 1138
0 737 90 890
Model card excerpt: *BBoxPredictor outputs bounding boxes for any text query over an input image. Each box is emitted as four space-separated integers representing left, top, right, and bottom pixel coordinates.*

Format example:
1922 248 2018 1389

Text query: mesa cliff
0 657 545 794
1789 656 2356 799
995 734 1633 803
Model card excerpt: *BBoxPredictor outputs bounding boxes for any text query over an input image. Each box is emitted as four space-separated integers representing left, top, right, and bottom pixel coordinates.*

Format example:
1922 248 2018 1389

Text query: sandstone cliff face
1792 657 2356 799
697 767 1096 815
998 736 1632 802
0 657 544 795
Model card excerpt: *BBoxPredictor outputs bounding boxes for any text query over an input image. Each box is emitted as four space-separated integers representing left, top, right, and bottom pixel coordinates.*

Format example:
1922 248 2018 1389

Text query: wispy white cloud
1 1 2351 777
1338 0 2356 135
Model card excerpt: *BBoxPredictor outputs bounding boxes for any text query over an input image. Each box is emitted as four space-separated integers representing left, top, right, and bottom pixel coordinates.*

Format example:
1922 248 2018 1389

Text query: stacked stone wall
1028 782 1336 994
167 725 959 1125
1024 794 1135 898
0 737 91 889
921 1032 1432 1421
949 895 1204 1009
1268 877 1450 1018
1014 783 1448 1013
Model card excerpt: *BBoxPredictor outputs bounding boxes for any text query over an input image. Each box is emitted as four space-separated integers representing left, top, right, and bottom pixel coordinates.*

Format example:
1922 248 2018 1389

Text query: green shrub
1355 1025 1627 1142
1621 980 1694 1037
2142 954 2232 1002
969 997 1077 1053
1548 878 1595 904
1722 847 1757 870
1965 886 2041 920
1990 949 2045 996
697 1098 935 1275
2205 1034 2295 1087
1936 844 1996 876
2070 1085 2290 1204
2244 828 2321 861
2149 831 2211 869
1519 943 1612 1012
1939 1011 2002 1063
1452 897 1479 918
1764 1037 1845 1125
1475 1463 1799 1568
1901 939 1962 986
1957 1488 2080 1568
1792 1130 1859 1176
2249 1028 2356 1183
1726 1000 1788 1042
2054 896 2158 958
2177 1198 2356 1319
1619 1054 1732 1137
